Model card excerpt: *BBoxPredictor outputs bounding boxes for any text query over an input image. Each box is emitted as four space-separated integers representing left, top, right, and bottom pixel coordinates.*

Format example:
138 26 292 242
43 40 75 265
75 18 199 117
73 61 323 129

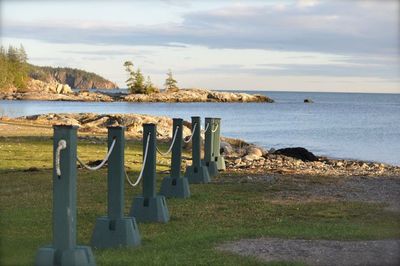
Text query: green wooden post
91 126 141 249
212 118 226 171
130 123 169 223
185 116 210 183
202 117 218 177
35 125 95 266
160 118 190 198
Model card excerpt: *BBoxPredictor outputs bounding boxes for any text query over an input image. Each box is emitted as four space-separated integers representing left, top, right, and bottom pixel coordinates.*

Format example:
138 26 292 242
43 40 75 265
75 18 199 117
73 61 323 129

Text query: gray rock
274 147 318 162
246 146 263 157
243 154 262 161
221 141 233 154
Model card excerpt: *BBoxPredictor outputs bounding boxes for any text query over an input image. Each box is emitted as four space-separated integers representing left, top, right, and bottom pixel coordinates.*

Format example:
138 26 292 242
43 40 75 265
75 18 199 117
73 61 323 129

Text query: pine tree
0 44 29 91
18 44 28 63
133 69 145 93
7 46 18 62
144 76 159 94
124 61 136 93
164 69 179 92
123 60 159 94
0 46 8 89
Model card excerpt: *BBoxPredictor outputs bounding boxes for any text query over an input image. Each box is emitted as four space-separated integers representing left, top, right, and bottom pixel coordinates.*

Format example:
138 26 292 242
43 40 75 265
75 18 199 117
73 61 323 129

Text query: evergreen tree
133 69 145 93
18 44 28 63
164 69 179 92
7 46 18 62
0 46 8 89
144 76 159 94
123 60 159 94
123 61 135 92
0 44 29 91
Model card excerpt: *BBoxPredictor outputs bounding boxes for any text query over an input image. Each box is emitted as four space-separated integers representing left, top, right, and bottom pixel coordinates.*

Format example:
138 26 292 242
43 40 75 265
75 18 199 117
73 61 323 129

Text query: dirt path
217 175 400 265
218 238 400 266
265 176 400 212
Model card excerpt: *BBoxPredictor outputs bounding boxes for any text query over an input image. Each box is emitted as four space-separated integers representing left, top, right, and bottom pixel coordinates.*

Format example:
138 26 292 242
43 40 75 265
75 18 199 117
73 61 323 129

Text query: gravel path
217 238 400 266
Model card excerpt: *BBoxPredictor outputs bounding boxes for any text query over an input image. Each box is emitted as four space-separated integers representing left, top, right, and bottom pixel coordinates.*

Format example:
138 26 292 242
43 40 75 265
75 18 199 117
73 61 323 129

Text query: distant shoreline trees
0 45 29 92
123 62 181 94
124 61 159 94
164 69 179 92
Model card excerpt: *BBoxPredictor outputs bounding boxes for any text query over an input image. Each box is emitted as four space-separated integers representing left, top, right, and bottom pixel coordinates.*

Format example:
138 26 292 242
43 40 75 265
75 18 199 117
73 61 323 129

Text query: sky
1 0 399 93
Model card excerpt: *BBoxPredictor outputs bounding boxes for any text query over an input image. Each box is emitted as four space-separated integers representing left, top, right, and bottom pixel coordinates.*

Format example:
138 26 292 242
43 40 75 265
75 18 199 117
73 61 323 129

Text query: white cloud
1 1 398 93
297 0 319 8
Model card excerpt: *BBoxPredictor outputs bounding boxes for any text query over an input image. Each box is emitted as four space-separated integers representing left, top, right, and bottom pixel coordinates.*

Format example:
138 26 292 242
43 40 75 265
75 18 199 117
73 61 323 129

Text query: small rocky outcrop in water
0 87 274 103
304 99 313 103
274 147 318 162
123 88 274 103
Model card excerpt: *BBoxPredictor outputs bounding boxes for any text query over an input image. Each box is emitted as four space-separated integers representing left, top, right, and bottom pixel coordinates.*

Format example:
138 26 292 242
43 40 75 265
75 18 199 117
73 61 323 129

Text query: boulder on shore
274 147 318 162
28 79 72 94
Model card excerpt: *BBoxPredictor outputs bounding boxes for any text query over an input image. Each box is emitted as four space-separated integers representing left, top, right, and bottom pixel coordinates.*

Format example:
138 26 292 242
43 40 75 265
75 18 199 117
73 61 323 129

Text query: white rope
125 133 151 187
156 126 179 156
77 139 116 171
56 140 67 176
212 123 219 133
204 123 210 133
183 123 197 143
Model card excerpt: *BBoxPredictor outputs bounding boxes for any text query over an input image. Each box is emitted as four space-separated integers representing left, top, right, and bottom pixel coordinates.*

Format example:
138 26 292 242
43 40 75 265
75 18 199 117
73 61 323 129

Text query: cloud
2 1 398 57
178 59 399 80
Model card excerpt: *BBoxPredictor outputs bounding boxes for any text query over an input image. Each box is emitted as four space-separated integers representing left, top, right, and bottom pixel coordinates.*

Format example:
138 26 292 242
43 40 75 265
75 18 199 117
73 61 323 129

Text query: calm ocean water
1 91 399 165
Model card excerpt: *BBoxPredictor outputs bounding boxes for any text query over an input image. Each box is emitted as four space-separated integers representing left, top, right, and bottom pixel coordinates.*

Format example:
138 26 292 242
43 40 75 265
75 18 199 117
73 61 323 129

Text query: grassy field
1 135 399 265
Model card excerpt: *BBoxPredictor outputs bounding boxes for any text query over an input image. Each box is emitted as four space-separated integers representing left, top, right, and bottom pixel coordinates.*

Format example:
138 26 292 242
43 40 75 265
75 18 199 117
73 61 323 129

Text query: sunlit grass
1 136 399 265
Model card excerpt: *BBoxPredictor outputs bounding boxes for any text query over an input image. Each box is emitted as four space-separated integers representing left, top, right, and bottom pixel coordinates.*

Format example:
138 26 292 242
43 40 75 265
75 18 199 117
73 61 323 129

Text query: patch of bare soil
265 176 400 212
217 238 400 266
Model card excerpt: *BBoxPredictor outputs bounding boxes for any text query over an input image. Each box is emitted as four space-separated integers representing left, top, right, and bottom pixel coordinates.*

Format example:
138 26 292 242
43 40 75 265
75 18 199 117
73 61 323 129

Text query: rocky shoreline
0 86 273 103
1 113 399 177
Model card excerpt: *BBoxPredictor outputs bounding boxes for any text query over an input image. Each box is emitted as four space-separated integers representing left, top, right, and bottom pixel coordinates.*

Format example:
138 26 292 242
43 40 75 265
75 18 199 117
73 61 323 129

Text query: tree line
0 45 29 91
0 46 181 94
124 61 179 94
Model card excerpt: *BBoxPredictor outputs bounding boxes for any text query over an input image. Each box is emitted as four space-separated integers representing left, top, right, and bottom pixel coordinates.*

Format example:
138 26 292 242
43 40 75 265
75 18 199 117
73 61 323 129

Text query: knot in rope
156 126 179 156
77 138 116 171
125 133 151 187
183 123 197 143
56 139 67 176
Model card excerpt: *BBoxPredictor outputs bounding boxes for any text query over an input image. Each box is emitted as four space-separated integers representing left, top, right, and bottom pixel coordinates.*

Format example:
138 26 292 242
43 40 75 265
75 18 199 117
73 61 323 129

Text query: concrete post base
185 165 211 184
159 176 190 198
130 195 169 223
35 245 96 266
201 160 219 178
214 155 226 171
91 217 141 249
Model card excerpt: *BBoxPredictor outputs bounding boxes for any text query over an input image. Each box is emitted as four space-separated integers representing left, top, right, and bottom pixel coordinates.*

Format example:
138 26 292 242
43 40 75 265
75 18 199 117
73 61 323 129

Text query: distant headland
0 45 273 103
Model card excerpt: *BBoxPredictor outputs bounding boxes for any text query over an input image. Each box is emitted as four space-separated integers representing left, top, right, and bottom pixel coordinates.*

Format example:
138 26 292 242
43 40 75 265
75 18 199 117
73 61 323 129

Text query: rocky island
1 84 273 103
0 47 273 103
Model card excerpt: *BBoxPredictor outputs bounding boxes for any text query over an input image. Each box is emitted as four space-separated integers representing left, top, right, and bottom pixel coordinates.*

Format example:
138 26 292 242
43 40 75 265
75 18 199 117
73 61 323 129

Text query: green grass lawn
1 136 399 265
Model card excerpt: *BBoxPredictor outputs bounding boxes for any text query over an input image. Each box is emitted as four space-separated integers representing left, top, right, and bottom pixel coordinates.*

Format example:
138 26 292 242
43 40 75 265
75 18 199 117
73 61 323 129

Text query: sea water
1 91 399 165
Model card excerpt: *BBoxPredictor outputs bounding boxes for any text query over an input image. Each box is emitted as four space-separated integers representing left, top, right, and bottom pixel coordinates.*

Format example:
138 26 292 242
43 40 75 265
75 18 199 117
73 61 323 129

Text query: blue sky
1 0 399 93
